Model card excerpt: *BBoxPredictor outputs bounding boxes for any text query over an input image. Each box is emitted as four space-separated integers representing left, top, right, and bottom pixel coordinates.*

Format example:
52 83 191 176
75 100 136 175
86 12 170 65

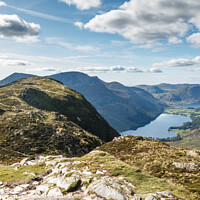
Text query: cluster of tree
171 116 200 131
157 134 182 142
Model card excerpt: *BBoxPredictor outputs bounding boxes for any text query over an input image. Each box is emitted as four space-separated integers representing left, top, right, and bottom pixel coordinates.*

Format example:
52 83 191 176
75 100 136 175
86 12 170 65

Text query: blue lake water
121 113 192 139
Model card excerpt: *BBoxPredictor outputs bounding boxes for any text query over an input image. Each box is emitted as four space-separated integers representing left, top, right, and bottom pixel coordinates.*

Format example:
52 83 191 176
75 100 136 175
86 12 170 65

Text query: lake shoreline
121 112 192 139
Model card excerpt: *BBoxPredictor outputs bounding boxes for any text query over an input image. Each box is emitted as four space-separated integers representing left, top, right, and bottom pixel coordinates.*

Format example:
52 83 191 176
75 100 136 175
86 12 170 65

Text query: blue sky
0 0 200 85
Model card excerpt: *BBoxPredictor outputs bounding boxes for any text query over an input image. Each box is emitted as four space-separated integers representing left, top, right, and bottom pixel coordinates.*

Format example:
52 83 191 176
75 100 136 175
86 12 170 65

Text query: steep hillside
0 76 119 163
98 135 200 198
137 83 200 106
49 72 165 132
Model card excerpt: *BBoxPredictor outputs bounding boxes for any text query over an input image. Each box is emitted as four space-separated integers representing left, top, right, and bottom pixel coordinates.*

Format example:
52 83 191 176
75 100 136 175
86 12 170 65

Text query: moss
65 172 73 177
66 179 81 192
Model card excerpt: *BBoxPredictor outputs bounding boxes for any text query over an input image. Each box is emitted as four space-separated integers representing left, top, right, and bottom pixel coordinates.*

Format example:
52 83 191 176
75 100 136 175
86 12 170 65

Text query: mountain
0 72 34 86
0 72 165 132
0 76 119 163
49 72 165 132
137 83 200 106
98 135 200 198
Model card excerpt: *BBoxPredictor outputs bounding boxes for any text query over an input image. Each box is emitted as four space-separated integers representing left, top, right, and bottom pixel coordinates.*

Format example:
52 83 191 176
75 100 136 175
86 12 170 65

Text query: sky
0 0 200 86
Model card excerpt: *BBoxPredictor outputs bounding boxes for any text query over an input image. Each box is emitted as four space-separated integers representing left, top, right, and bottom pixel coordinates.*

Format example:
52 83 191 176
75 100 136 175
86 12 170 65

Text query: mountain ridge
0 76 119 163
0 72 166 132
137 83 200 106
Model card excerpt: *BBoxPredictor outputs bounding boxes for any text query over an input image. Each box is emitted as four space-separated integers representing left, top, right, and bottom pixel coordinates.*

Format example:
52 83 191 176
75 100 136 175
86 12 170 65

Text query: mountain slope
0 76 119 163
0 72 166 132
49 72 165 132
98 135 200 198
0 72 34 86
137 83 200 106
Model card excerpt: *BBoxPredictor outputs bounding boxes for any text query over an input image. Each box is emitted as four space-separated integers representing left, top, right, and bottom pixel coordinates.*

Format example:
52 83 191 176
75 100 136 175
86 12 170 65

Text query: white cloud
0 1 6 6
0 14 40 43
26 67 57 72
168 37 183 44
187 33 200 48
74 21 84 29
135 42 163 49
59 0 101 10
66 66 162 73
84 0 200 44
0 59 31 66
187 68 200 72
153 56 200 68
46 37 100 52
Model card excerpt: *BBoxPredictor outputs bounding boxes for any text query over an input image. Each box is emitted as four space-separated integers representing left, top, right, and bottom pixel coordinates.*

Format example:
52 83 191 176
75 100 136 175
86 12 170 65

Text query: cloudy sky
1 0 200 85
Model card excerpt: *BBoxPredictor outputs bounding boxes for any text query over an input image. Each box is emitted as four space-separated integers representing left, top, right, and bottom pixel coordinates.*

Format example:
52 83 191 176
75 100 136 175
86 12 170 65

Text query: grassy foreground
0 150 197 199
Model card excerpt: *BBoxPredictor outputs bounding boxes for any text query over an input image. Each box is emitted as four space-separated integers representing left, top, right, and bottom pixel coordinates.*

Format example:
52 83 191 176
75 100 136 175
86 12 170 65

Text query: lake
121 113 192 139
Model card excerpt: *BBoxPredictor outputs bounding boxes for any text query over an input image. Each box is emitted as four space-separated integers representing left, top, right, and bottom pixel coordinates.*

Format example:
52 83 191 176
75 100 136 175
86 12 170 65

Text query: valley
0 74 199 200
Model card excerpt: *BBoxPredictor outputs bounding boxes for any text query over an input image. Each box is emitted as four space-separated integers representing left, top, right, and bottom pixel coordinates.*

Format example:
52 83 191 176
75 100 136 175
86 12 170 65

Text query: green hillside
98 135 200 198
137 83 200 106
0 76 119 164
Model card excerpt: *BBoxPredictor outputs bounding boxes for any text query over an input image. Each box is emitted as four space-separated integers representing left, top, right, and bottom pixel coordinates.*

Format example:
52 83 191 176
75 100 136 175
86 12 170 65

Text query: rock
11 185 24 194
158 191 174 198
36 184 50 194
0 188 5 195
187 150 199 158
47 176 81 192
145 195 158 200
86 177 128 200
88 194 104 200
96 170 104 175
131 196 142 200
172 162 200 171
27 160 37 166
20 158 28 166
47 187 63 196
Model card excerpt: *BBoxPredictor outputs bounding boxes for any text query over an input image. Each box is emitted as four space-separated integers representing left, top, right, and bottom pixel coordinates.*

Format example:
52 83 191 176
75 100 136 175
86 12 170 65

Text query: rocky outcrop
172 162 200 171
0 151 178 200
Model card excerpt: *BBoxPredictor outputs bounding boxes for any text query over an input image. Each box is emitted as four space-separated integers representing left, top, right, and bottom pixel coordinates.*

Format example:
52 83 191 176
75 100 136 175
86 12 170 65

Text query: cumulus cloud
187 33 200 48
46 37 99 52
26 67 57 72
153 56 200 68
168 37 183 44
74 21 84 29
59 0 101 10
84 0 200 45
0 1 6 6
68 66 162 73
0 14 40 43
0 59 31 66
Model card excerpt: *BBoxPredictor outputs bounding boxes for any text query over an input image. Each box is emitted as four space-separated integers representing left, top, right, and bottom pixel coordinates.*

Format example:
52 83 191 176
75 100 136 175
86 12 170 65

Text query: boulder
145 195 158 200
86 176 129 200
172 162 200 171
47 187 63 196
187 150 199 158
47 176 81 192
